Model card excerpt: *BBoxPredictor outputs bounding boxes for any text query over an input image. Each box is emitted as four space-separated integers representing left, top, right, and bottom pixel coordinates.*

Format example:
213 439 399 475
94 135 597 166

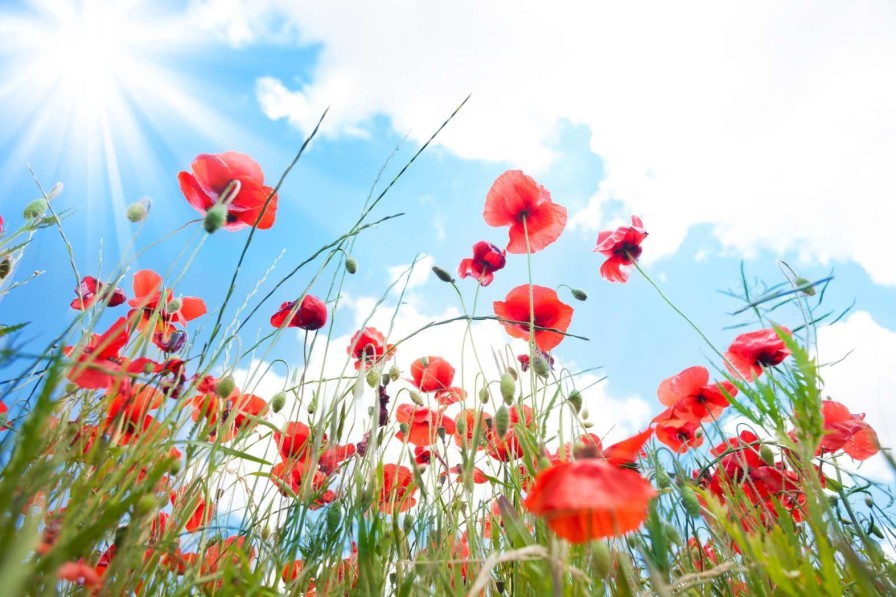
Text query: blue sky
1 0 895 479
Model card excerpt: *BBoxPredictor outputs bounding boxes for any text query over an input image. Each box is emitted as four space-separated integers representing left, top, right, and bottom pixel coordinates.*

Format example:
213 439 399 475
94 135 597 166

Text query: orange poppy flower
657 366 736 422
127 270 206 349
484 170 567 253
410 356 455 392
493 285 574 352
379 463 417 513
395 404 456 447
524 458 657 543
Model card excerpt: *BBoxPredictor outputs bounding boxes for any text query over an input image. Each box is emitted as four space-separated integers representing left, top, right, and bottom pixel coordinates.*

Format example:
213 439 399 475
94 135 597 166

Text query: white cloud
193 0 896 285
816 311 896 482
387 254 433 292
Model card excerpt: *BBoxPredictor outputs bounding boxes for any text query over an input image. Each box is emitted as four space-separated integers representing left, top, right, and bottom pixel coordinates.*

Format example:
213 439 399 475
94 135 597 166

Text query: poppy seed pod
204 204 227 233
388 364 400 382
23 199 48 220
680 485 702 518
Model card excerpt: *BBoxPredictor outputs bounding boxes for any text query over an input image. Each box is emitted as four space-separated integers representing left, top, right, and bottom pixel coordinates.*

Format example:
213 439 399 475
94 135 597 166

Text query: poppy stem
521 216 536 347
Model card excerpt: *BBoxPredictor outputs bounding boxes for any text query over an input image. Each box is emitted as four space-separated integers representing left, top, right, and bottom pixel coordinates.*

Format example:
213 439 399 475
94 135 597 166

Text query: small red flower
274 421 313 461
127 270 206 350
271 461 336 508
347 327 394 370
485 404 534 462
483 170 567 254
657 366 736 423
170 490 214 533
818 400 880 460
457 241 507 287
724 327 791 381
178 151 279 231
271 295 328 331
379 463 417 513
395 404 456 447
594 216 648 283
493 285 574 352
524 458 657 543
410 356 455 393
653 411 704 454
64 317 130 389
70 276 127 310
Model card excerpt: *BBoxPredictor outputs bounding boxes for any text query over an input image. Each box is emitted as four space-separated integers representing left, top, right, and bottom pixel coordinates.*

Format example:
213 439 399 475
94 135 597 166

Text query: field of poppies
0 121 893 596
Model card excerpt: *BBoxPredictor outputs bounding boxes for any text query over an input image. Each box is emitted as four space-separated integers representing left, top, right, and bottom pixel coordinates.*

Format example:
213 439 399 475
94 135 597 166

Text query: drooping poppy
818 400 880 460
178 151 279 231
379 463 417 513
594 215 648 283
524 458 657 543
657 366 736 422
347 327 395 370
483 170 567 254
64 317 130 389
270 295 328 331
724 327 791 381
493 285 574 352
457 241 507 287
70 276 127 310
409 356 455 393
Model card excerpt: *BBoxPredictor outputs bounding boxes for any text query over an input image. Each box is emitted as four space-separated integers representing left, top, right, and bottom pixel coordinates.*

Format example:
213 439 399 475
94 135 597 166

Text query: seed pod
167 297 182 313
571 288 588 301
410 390 425 406
592 541 612 578
203 204 227 233
215 376 236 398
366 366 381 388
759 444 775 466
271 392 286 414
399 422 410 435
655 468 672 489
500 373 515 405
567 390 583 413
663 523 681 545
583 421 594 428
388 364 400 382
344 257 358 274
794 276 816 296
0 257 11 280
432 265 454 283
479 387 490 403
533 353 550 379
495 405 510 438
681 485 702 518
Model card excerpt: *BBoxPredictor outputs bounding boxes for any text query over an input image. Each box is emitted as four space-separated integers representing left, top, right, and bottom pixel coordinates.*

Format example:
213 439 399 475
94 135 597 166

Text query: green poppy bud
567 390 583 413
271 392 286 414
345 256 358 274
410 390 424 406
495 405 510 439
571 288 588 301
366 366 381 388
681 485 702 518
399 422 410 435
533 353 550 379
0 257 10 280
432 265 454 283
500 373 515 405
479 387 490 403
215 376 236 398
655 468 672 489
592 541 612 578
23 199 48 220
126 198 150 223
794 276 816 296
326 506 341 533
135 494 157 516
759 444 775 466
204 204 227 233
388 363 400 382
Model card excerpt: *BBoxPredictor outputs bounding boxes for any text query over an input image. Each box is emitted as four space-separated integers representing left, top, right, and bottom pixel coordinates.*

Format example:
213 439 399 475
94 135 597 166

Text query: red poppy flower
0 400 8 431
270 295 328 331
484 170 567 254
274 421 313 461
434 386 466 406
818 400 880 460
653 409 704 453
318 442 357 475
347 327 395 370
379 463 417 513
442 464 488 484
594 216 648 283
57 560 103 588
170 490 214 533
271 461 336 507
657 366 736 423
524 458 657 543
70 276 127 310
178 151 279 231
395 404 456 447
64 317 130 389
493 285 574 352
458 241 507 286
410 356 455 393
127 270 206 349
724 327 791 381
454 408 492 450
105 383 164 436
214 393 268 442
485 404 534 462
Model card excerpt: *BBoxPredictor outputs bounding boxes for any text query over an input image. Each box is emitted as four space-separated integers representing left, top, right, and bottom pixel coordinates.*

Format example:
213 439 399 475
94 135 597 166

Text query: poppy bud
759 444 775 466
567 390 582 413
591 541 612 578
681 485 701 518
538 455 551 470
479 387 490 403
794 276 816 296
326 506 341 533
663 523 681 545
307 402 316 414
410 390 424 406
271 392 286 414
126 198 150 223
655 468 672 489
403 514 415 534
23 199 48 220
581 408 590 420
506 366 518 381
571 288 588 301
168 458 182 476
583 421 594 428
500 373 515 405
0 257 10 280
167 297 182 313
388 364 400 382
437 426 447 442
215 376 236 398
135 494 157 516
865 495 874 508
366 366 381 388
532 353 550 379
456 418 467 436
495 405 510 438
204 204 227 233
869 519 885 539
399 422 410 435
432 265 455 283
344 256 358 274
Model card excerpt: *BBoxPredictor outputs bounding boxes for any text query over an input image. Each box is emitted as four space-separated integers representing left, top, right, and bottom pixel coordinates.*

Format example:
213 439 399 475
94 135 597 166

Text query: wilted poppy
379 464 417 513
458 241 507 286
483 170 567 254
178 151 279 231
271 295 328 331
347 327 395 370
594 216 648 283
524 458 657 543
493 285 574 352
724 327 791 381
71 276 127 310
410 356 455 393
818 400 879 460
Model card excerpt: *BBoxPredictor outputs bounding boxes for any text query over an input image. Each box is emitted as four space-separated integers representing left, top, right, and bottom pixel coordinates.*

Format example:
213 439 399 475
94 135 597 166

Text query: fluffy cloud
193 0 896 284
816 311 896 482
